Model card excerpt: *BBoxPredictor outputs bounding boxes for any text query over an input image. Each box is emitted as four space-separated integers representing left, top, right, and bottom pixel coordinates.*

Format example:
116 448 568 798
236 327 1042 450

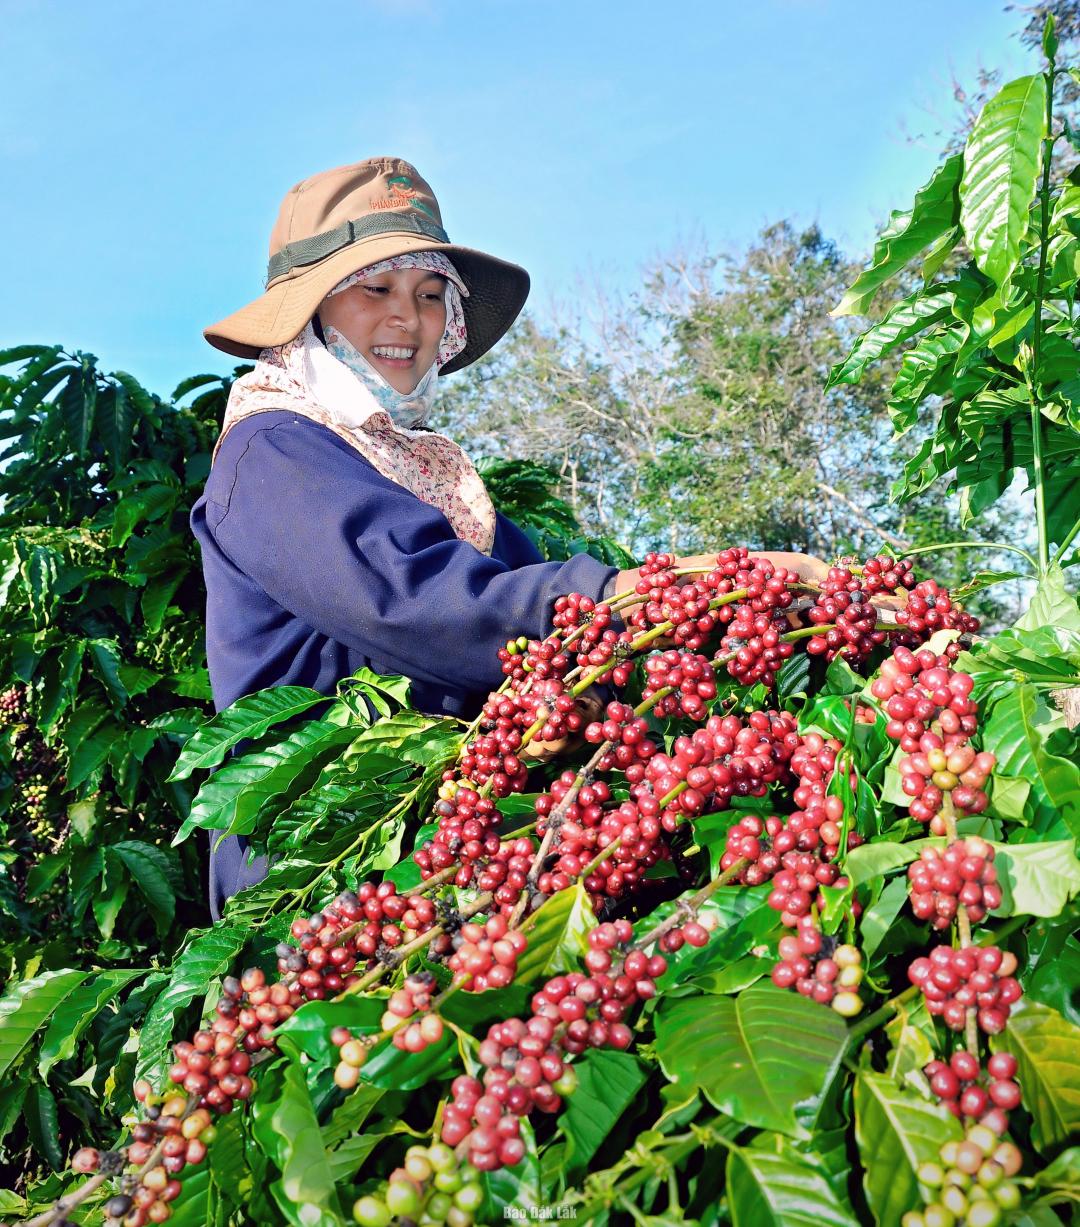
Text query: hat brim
203 232 529 375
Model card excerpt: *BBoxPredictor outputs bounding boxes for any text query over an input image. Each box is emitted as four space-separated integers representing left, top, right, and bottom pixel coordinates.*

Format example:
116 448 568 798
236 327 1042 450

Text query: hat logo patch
371 175 437 220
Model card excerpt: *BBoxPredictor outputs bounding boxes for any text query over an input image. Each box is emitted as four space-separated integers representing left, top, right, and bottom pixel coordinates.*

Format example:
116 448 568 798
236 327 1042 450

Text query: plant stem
1029 62 1059 574
1051 511 1080 568
940 792 980 1056
897 540 1038 570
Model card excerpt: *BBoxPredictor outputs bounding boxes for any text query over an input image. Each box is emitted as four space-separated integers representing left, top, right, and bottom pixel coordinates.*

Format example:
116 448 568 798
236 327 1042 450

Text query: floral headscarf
212 253 497 554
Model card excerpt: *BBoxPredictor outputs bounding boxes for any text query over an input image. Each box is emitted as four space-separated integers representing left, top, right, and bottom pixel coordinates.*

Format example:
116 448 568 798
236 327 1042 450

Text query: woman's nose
387 292 421 331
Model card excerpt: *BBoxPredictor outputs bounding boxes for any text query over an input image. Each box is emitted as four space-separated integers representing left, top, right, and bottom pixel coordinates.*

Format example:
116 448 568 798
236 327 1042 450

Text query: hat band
266 210 450 286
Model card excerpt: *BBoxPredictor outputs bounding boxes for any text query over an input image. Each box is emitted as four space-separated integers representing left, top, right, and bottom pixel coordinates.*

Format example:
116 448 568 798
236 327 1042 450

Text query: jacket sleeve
205 417 619 692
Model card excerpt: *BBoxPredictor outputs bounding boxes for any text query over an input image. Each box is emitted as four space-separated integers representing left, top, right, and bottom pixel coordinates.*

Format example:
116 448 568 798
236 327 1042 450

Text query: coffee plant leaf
23 1082 61 1171
1017 566 1080 635
961 74 1048 290
176 719 358 843
0 969 88 1082
727 1137 859 1227
168 684 329 781
274 997 385 1065
0 1067 30 1151
37 968 144 1079
515 882 596 984
860 876 911 960
687 954 772 996
646 884 778 988
887 324 969 435
1033 1145 1080 1190
990 838 1080 917
884 999 937 1086
980 682 1080 837
249 1058 346 1227
843 840 919 887
557 1048 648 1180
992 999 1080 1151
854 1070 963 1227
135 925 248 1084
832 154 963 318
827 287 955 388
654 986 847 1137
1025 935 1080 1026
108 841 177 933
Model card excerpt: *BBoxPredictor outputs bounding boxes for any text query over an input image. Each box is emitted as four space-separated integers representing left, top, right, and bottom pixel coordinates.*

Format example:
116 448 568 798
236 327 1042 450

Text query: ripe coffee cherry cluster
806 565 887 664
285 884 440 986
765 848 846 926
858 554 917 596
635 710 798 830
908 946 1022 1034
475 836 536 911
352 1144 484 1227
642 649 718 720
924 1051 1021 1129
101 1088 223 1225
873 647 993 829
628 553 725 651
417 782 502 886
584 701 656 772
907 1125 1023 1227
382 970 445 1050
908 838 1002 929
899 741 994 829
895 578 980 640
449 914 529 990
169 1003 263 1098
770 925 865 1016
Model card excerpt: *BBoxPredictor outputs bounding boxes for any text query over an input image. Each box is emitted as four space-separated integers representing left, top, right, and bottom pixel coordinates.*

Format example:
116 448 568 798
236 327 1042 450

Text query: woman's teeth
372 346 416 360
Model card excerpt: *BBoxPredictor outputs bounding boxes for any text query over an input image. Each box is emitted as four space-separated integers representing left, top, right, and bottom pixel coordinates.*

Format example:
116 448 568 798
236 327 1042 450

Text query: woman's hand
519 689 605 763
612 550 833 598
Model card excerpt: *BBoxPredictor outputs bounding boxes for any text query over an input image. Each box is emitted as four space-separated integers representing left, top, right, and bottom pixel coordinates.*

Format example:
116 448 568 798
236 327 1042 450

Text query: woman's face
318 266 447 393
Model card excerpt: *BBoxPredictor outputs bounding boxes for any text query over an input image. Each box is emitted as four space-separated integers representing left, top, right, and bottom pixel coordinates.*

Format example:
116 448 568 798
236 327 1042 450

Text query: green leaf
885 999 937 1085
887 325 968 433
981 683 1080 837
833 155 963 317
991 839 1080 918
67 720 123 790
24 1083 62 1170
250 1058 345 1227
845 840 918 887
557 1049 647 1178
0 969 88 1081
141 572 184 635
514 883 597 984
36 639 85 736
88 637 128 706
136 926 247 1084
854 1070 962 1227
828 288 953 388
168 685 330 781
993 999 1080 1151
727 1137 858 1227
1016 566 1080 634
653 985 847 1138
58 366 96 456
960 74 1048 288
176 718 357 843
37 968 143 1078
109 841 177 933
861 876 911 960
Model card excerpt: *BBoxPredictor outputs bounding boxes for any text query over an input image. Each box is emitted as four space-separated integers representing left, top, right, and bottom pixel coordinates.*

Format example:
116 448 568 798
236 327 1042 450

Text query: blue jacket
190 411 619 719
190 411 618 917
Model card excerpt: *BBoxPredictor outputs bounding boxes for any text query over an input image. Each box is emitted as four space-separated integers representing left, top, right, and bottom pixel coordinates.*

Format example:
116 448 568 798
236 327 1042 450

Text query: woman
193 156 825 917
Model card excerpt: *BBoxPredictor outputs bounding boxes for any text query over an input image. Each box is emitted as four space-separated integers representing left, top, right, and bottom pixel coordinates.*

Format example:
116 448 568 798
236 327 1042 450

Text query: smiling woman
190 155 828 917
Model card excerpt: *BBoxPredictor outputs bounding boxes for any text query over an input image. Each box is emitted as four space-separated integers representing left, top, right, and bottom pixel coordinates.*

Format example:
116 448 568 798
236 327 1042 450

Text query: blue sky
1 0 1035 395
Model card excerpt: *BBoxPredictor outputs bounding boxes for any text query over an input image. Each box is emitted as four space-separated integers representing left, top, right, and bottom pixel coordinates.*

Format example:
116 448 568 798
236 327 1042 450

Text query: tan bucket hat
203 156 530 374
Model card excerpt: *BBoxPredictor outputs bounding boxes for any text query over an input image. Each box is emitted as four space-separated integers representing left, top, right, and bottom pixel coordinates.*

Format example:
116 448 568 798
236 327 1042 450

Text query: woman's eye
362 285 388 295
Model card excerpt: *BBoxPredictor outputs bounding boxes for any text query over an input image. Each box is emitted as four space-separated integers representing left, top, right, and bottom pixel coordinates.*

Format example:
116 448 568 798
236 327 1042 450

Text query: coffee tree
2 22 1080 1227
